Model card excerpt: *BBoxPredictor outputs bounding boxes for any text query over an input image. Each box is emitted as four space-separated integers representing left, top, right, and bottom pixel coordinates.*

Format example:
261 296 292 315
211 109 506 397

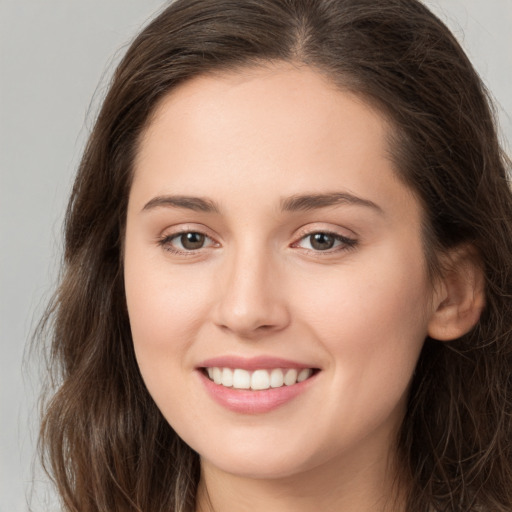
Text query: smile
204 367 314 390
197 356 320 413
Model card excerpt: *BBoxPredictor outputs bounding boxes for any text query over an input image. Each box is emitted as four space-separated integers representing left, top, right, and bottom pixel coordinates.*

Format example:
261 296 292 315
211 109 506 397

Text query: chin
202 451 315 480
190 430 329 481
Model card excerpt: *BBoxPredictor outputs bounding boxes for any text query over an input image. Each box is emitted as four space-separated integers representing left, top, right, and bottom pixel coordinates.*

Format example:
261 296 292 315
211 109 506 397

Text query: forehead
130 63 417 225
137 63 392 161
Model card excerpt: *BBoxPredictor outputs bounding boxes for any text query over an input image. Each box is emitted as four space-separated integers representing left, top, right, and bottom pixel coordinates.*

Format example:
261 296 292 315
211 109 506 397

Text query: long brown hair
37 0 512 510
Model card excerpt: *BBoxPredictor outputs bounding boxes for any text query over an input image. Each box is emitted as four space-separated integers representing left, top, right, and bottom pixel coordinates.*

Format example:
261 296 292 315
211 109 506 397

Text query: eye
159 231 217 254
294 231 357 252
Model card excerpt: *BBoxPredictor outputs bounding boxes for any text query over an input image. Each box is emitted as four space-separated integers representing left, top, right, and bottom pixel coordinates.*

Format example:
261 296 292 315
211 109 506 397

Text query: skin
124 63 454 511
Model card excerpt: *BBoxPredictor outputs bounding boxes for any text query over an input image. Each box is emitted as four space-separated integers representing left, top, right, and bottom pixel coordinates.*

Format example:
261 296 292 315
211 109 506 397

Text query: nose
212 246 291 339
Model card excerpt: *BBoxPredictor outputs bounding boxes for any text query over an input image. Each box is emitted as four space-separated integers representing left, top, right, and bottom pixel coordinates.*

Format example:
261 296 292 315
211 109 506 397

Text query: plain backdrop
1 1 510 510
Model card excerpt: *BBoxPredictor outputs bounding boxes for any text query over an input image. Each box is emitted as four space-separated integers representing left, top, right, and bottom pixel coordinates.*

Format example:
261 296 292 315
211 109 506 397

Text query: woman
38 0 512 510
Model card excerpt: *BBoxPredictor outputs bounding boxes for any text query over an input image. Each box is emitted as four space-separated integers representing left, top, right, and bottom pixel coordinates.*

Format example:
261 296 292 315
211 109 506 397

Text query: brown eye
179 232 206 250
309 233 336 251
159 231 215 254
294 231 357 253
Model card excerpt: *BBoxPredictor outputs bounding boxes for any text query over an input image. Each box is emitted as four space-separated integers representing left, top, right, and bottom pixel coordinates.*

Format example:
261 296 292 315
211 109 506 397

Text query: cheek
124 250 217 433
123 238 211 380
292 245 431 411
298 239 431 340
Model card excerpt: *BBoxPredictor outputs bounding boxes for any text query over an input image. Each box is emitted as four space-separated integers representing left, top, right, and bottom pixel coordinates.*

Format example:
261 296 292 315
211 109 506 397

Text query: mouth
196 356 321 413
201 367 319 391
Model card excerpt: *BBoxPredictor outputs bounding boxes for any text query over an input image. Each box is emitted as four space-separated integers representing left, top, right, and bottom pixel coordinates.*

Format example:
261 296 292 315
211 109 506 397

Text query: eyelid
159 223 217 239
293 223 357 240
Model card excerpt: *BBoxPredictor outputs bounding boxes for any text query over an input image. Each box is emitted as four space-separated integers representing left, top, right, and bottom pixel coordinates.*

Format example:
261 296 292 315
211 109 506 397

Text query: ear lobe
427 246 485 341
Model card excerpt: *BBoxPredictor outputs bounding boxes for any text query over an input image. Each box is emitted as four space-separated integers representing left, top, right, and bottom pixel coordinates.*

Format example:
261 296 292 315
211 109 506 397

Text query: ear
427 245 485 341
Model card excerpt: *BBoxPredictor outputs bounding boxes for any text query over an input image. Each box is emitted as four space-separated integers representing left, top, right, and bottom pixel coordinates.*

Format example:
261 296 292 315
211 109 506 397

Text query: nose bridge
214 237 289 337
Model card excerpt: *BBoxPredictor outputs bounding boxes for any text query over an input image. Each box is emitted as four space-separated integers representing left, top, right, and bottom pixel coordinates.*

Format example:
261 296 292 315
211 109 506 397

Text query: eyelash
157 229 358 256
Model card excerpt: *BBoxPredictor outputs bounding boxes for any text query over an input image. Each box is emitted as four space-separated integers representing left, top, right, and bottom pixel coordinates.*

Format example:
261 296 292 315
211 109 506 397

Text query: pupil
311 233 334 250
181 232 205 250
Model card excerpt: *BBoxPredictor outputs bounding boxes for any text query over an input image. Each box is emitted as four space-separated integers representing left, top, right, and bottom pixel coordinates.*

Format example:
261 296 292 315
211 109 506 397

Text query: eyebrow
141 192 383 215
280 192 382 214
142 195 221 213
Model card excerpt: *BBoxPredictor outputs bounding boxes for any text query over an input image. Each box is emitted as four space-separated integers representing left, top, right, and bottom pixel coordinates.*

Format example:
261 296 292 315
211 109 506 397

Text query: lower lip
198 370 318 414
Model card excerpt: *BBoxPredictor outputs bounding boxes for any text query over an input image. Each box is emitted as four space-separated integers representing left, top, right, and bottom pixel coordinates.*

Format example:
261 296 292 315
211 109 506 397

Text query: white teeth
284 369 298 386
297 368 312 382
251 369 270 390
221 368 233 387
213 367 222 385
270 368 284 388
232 369 251 389
205 367 314 389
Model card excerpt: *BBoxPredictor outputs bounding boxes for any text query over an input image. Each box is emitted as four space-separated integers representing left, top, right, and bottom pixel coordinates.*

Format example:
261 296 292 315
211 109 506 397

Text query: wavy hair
37 0 512 510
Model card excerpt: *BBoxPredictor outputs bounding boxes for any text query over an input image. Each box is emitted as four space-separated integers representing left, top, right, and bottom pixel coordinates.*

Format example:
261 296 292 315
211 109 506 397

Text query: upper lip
197 355 318 371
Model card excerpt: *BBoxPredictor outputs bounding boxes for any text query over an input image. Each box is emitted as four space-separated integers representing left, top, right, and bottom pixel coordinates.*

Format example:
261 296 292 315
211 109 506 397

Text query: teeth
213 367 222 385
251 369 270 390
270 368 284 388
232 369 251 389
221 368 233 387
205 367 313 390
284 368 298 386
297 368 311 382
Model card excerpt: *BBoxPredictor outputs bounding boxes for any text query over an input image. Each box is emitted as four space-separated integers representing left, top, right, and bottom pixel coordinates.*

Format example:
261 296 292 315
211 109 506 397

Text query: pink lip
197 355 315 371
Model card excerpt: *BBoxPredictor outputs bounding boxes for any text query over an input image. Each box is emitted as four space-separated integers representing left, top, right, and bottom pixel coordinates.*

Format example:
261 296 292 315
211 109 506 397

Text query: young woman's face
124 64 437 480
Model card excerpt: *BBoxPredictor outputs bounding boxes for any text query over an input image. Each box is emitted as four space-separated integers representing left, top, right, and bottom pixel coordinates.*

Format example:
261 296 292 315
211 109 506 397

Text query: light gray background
1 1 511 510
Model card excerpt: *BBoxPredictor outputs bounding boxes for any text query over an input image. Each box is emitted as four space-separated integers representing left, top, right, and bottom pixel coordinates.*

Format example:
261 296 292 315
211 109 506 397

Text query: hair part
37 1 512 510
